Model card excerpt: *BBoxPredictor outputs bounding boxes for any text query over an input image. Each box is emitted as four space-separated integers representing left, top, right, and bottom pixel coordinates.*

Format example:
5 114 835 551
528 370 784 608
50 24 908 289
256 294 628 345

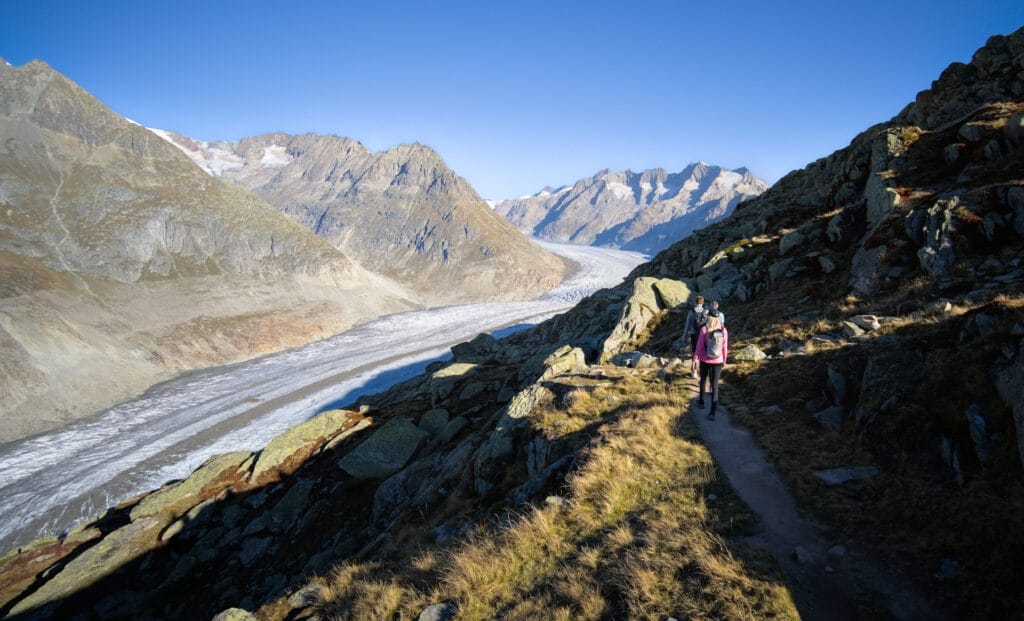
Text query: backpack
705 328 724 359
694 307 708 329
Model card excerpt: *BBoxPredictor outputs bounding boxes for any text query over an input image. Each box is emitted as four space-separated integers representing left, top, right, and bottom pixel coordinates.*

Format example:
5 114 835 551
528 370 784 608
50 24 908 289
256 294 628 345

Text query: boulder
827 366 849 406
865 174 901 229
338 417 430 480
212 609 256 621
130 451 251 522
943 143 961 163
841 321 865 338
1005 113 1024 148
814 406 845 430
768 258 793 285
818 254 837 274
599 278 667 360
611 351 659 368
984 139 1003 160
958 122 984 142
451 332 501 363
813 466 879 486
419 602 456 621
651 279 693 309
732 344 767 362
779 230 806 256
849 315 881 331
419 409 450 436
429 363 478 405
249 409 361 485
917 199 958 277
849 243 886 294
993 341 1024 470
964 403 993 465
542 345 586 379
8 515 163 617
268 478 314 532
239 536 274 568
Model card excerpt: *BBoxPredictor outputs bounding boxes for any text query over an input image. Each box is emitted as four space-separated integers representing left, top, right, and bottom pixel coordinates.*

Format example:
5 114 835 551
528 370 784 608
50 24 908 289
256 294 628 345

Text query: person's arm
722 328 728 367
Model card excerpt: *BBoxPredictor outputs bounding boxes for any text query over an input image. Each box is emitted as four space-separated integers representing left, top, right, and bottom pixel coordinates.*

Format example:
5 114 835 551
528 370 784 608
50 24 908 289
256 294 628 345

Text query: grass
303 373 797 621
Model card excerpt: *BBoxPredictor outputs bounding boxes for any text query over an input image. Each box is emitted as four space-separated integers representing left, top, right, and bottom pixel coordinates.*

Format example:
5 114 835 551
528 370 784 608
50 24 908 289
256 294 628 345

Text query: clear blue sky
3 1 1023 198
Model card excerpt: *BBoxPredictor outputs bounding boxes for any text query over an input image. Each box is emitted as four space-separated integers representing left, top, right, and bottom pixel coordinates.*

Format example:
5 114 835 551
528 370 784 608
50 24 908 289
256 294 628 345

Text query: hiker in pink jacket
690 310 728 420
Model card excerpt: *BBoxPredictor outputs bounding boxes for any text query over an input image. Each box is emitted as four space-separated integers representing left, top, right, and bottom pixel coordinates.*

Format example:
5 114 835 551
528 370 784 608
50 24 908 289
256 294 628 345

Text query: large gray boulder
917 199 958 277
337 417 430 480
993 338 1024 470
130 451 251 522
249 409 362 485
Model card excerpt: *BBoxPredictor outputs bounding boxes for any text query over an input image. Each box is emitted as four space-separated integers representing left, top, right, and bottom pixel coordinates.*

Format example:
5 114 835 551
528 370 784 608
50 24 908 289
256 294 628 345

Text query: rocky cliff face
155 131 569 304
0 60 418 442
494 164 768 254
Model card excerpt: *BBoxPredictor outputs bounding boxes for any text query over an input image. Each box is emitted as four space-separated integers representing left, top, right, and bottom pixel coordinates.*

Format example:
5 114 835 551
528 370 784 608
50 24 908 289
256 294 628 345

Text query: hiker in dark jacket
681 296 708 378
691 311 728 420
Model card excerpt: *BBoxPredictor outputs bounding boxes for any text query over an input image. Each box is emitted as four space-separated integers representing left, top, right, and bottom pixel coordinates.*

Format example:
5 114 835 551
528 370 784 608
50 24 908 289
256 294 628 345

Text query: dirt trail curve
686 377 946 621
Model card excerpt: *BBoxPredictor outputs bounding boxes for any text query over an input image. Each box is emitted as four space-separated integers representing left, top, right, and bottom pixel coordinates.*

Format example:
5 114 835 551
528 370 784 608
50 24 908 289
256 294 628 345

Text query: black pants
689 334 699 357
699 361 723 408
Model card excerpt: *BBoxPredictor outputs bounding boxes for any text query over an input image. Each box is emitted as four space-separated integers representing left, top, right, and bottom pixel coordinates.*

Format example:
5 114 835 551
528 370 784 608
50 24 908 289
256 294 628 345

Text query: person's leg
690 335 699 377
698 361 709 406
709 363 722 418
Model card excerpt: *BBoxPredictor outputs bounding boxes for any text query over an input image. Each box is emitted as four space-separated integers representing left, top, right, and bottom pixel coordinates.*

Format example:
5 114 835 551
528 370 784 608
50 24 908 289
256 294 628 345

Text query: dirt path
687 377 946 621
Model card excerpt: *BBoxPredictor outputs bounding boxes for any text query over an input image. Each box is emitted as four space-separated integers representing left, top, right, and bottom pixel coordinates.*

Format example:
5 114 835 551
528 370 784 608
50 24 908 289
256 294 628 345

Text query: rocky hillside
154 131 569 304
2 28 1024 621
0 59 418 442
494 164 768 254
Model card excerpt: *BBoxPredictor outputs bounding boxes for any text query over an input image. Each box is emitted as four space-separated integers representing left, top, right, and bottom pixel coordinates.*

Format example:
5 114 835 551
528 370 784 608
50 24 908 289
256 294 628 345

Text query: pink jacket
692 326 728 365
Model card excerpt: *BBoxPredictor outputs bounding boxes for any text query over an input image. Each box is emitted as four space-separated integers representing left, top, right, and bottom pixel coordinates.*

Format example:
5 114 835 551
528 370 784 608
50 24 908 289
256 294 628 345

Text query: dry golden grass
440 375 797 620
304 374 797 620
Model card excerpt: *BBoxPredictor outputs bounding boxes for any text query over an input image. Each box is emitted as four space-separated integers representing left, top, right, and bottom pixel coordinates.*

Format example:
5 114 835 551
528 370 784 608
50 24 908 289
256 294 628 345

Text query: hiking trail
686 376 946 621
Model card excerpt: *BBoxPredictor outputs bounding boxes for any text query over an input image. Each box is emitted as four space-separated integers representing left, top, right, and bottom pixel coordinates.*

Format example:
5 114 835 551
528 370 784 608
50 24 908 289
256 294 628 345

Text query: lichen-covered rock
542 345 586 378
651 278 693 309
249 409 361 485
849 243 886 294
917 199 958 277
130 451 251 522
732 344 767 362
9 515 163 617
211 608 256 621
337 417 429 480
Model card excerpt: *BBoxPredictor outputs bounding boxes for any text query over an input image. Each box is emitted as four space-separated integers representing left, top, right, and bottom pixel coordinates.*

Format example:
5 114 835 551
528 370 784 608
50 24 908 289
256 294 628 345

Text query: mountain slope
494 164 768 254
0 59 418 442
154 131 569 304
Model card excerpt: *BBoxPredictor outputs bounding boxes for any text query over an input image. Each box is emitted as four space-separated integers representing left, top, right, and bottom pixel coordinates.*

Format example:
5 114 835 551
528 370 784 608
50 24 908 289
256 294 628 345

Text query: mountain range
0 59 565 442
152 130 567 304
494 163 767 253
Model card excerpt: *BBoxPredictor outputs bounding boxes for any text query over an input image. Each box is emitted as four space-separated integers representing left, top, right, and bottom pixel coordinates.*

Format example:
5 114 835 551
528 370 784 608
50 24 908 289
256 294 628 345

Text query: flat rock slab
249 409 360 484
130 451 252 521
338 417 429 479
814 466 880 486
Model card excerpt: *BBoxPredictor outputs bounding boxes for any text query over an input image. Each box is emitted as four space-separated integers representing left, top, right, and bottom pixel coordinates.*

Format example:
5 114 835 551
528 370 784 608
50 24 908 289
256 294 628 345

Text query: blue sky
3 1 1023 198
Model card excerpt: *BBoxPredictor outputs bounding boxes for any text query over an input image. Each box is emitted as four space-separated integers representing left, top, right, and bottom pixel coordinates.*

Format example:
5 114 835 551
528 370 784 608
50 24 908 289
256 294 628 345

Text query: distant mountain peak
494 163 768 254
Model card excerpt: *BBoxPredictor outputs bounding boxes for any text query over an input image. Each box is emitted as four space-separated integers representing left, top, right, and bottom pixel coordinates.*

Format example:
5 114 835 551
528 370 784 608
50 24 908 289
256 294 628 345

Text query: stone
696 273 714 292
1005 113 1024 148
1008 187 1024 236
848 315 881 331
250 409 361 485
9 515 163 616
430 362 478 404
451 332 500 363
732 344 767 362
964 403 993 465
841 321 865 338
818 254 836 274
993 346 1024 470
917 199 958 277
436 416 468 445
130 451 251 522
943 143 961 163
849 243 886 294
287 585 323 609
545 495 567 508
268 478 314 532
458 381 490 401
827 366 849 406
419 409 450 436
600 277 664 360
865 174 900 228
651 278 693 309
813 466 879 486
239 536 273 567
760 405 783 415
211 609 256 621
542 345 586 378
768 258 793 285
827 545 847 559
418 602 456 621
984 139 1003 160
338 417 430 480
160 519 186 542
792 546 817 564
813 406 844 430
958 122 984 142
779 230 806 256
611 351 658 368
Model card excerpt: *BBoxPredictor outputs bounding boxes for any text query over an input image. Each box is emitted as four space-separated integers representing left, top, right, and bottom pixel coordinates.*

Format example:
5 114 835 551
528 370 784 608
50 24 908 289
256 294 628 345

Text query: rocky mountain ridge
494 163 768 253
154 130 569 304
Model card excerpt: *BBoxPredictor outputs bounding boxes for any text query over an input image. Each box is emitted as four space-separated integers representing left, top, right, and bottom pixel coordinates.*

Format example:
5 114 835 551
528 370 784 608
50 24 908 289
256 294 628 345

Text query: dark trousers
689 334 699 357
699 361 723 408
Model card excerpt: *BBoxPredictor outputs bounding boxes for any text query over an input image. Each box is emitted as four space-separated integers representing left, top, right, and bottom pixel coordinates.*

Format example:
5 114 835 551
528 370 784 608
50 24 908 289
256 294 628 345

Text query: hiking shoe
697 399 706 408
708 411 716 420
